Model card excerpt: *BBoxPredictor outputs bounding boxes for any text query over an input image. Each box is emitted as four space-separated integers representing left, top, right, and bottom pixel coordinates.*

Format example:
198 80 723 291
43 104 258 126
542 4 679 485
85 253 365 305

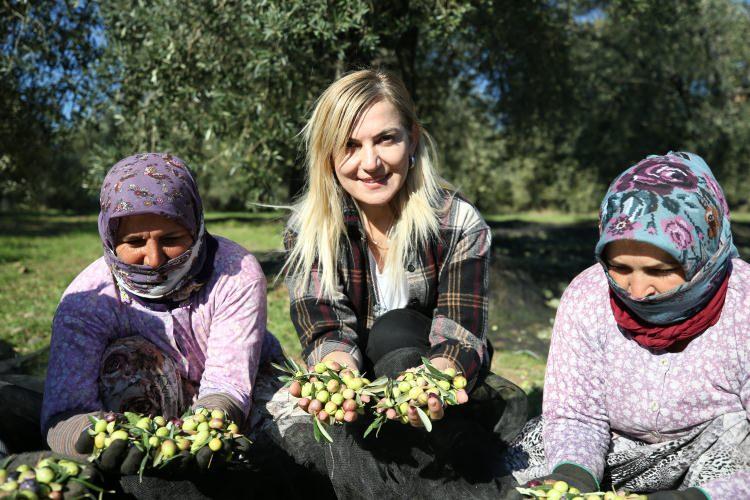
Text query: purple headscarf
98 153 208 299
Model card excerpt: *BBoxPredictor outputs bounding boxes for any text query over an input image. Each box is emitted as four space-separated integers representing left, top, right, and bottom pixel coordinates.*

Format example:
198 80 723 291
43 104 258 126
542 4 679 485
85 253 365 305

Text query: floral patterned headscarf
594 152 738 324
98 153 207 300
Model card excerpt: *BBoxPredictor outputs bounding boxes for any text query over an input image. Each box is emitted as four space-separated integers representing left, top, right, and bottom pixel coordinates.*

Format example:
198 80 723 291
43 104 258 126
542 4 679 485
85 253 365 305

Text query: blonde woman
275 69 525 498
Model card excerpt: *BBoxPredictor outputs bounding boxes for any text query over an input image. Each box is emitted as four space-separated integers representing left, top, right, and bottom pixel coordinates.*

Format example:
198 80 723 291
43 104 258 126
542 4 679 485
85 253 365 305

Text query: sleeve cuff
552 461 600 491
46 411 99 458
304 340 363 369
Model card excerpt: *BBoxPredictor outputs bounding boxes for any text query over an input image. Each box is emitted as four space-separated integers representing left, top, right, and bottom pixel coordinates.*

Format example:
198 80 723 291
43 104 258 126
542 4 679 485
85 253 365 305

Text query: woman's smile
359 172 392 187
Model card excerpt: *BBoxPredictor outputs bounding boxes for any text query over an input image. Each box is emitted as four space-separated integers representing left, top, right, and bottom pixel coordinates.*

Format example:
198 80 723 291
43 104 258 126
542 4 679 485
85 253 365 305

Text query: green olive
315 390 330 403
331 393 344 406
18 470 36 481
93 419 108 434
136 417 152 431
452 376 467 390
111 429 129 441
314 363 327 374
347 378 363 391
161 440 177 458
197 422 210 432
208 438 222 452
408 387 423 400
1 480 18 492
155 426 170 438
552 480 568 493
94 432 106 449
153 416 167 427
182 419 197 432
34 467 54 484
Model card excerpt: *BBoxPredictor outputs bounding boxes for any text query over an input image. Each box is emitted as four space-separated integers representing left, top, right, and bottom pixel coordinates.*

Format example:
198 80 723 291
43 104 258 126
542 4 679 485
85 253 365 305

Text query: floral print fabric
595 152 738 324
98 153 208 299
98 336 193 419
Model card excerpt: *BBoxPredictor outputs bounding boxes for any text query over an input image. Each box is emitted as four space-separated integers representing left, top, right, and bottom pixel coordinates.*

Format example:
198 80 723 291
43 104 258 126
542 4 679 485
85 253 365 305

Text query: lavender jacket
41 236 275 447
544 259 750 498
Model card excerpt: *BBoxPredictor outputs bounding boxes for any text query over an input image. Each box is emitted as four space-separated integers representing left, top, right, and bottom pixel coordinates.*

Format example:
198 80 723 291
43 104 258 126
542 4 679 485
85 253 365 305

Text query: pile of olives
87 409 245 471
290 361 372 425
517 480 648 499
280 360 377 442
0 457 98 499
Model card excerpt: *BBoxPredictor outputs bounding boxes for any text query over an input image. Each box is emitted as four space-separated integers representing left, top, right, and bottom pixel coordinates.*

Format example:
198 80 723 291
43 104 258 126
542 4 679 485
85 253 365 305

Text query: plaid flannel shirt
285 190 491 385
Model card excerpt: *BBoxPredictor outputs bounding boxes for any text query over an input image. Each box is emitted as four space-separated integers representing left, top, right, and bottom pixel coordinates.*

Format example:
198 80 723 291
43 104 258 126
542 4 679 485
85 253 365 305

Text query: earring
408 155 416 169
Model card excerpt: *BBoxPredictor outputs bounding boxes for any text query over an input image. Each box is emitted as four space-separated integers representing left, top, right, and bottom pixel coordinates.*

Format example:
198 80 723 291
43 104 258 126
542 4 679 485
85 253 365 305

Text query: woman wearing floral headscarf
508 152 750 499
41 153 281 462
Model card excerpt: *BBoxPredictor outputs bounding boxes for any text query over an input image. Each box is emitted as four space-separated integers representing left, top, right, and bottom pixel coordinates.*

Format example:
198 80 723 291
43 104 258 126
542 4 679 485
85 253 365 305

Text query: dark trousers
0 378 46 456
277 309 527 499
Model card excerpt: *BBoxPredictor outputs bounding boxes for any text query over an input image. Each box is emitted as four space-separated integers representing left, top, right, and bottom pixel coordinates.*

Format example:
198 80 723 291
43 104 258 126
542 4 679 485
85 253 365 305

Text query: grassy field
1 210 621 400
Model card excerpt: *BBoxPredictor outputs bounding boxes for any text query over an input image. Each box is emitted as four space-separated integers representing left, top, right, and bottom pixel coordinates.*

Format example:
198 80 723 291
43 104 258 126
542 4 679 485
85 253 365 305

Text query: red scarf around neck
609 274 730 350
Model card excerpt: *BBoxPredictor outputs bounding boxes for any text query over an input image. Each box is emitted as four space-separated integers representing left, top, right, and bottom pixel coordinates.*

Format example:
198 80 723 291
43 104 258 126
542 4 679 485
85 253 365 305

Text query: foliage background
4 0 750 213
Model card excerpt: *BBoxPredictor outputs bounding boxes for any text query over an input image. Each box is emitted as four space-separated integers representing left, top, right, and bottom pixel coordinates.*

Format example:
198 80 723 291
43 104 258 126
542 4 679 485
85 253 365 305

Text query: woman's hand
406 395 444 426
314 352 359 372
428 357 454 372
402 357 456 427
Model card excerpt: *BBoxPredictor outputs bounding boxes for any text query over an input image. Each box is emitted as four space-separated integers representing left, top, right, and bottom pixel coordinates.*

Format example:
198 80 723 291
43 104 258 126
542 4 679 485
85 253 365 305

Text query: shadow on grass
0 213 96 238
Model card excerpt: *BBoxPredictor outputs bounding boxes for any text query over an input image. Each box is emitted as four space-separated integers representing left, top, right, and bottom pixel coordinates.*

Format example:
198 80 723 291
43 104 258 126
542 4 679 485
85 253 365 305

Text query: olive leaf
420 357 453 381
415 406 433 432
363 415 385 439
313 417 334 443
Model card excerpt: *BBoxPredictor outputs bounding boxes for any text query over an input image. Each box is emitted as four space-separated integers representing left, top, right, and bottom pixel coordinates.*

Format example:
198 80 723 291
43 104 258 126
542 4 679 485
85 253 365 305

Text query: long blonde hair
284 69 449 299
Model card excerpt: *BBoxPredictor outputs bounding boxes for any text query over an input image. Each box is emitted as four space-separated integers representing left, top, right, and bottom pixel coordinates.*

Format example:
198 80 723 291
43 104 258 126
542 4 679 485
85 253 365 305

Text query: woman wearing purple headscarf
40 153 281 459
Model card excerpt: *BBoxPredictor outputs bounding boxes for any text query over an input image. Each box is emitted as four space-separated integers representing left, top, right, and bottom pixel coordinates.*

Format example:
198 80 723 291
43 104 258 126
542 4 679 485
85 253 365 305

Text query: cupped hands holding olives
76 409 249 479
275 356 472 441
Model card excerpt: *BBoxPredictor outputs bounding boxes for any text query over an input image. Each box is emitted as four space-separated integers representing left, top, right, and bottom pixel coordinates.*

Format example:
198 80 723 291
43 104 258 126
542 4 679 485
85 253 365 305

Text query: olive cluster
517 480 648 499
282 360 375 441
87 409 243 472
368 365 468 431
0 457 95 500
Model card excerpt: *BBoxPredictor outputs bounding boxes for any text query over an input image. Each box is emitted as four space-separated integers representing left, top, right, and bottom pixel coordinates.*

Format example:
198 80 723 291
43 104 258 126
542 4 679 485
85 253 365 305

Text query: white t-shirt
368 249 409 316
